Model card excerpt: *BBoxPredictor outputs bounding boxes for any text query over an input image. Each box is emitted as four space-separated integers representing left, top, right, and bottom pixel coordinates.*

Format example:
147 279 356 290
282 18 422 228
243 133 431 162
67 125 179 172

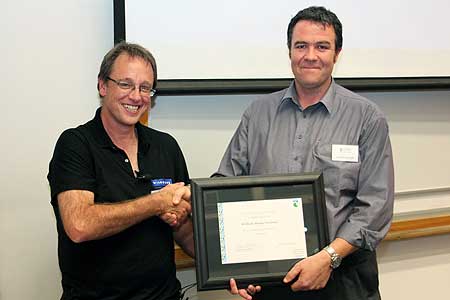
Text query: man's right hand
158 183 191 227
229 278 261 300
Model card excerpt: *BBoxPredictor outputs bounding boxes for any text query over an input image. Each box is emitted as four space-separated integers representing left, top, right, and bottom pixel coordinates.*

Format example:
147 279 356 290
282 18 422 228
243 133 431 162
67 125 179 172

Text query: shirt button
124 159 129 163
298 134 303 139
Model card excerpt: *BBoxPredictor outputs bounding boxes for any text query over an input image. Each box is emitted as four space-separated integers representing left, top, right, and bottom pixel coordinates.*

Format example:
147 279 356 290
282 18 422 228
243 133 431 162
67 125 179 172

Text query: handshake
156 182 192 230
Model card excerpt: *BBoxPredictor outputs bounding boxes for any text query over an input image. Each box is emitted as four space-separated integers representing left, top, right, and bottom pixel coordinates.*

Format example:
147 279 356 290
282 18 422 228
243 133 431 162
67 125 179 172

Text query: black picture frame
190 172 329 291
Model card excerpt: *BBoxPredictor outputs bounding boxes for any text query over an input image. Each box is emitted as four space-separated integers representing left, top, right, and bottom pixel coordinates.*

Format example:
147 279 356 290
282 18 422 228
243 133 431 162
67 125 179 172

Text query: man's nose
128 86 141 100
304 46 317 60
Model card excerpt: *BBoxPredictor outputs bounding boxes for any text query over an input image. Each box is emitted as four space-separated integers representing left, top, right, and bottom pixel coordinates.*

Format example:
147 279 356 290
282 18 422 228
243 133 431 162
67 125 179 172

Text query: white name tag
332 144 359 162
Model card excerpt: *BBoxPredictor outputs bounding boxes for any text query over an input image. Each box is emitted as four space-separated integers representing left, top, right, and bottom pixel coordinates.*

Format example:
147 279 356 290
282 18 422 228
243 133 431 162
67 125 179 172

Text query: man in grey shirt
216 6 394 300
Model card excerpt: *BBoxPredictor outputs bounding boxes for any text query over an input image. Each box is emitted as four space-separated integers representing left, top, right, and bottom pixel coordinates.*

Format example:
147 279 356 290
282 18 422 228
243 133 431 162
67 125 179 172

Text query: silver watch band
324 245 342 269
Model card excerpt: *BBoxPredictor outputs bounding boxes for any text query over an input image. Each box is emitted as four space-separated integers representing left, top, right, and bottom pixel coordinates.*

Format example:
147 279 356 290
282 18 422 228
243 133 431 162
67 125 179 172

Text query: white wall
0 1 113 299
1 1 449 300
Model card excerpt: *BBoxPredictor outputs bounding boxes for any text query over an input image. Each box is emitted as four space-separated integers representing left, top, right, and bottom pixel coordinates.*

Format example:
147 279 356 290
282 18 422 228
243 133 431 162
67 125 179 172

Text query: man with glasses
218 6 394 300
48 42 194 300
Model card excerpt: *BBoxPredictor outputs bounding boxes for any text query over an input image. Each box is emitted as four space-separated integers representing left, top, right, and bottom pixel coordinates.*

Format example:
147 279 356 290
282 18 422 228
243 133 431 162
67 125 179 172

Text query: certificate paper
217 198 307 264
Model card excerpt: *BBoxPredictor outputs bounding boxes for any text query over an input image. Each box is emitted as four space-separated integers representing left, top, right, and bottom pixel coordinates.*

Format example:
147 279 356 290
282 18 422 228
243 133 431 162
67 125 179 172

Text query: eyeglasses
106 76 156 97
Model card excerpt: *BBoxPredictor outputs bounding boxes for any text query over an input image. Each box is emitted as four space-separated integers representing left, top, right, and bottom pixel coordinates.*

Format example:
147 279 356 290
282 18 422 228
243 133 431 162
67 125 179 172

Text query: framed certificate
190 172 329 291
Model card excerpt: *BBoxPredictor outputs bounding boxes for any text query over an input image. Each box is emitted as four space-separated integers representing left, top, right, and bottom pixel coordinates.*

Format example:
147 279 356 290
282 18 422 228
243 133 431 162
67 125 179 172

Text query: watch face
331 255 342 269
325 246 342 269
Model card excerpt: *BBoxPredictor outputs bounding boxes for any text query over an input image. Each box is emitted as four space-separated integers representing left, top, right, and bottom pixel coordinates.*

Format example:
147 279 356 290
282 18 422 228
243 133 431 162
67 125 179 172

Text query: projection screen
114 0 450 92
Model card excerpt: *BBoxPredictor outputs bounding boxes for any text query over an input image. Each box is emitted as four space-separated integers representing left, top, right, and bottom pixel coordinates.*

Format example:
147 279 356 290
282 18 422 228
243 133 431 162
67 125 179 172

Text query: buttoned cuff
336 220 384 251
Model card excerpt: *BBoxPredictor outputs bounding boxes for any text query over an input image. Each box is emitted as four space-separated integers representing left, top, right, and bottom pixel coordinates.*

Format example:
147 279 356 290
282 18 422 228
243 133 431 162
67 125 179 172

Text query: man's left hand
283 250 332 291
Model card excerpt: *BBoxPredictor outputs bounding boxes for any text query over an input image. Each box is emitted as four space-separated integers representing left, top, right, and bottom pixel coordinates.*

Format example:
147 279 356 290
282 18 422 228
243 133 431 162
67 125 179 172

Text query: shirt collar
135 121 151 153
280 79 337 114
91 107 151 152
91 107 114 148
320 79 336 114
280 81 299 107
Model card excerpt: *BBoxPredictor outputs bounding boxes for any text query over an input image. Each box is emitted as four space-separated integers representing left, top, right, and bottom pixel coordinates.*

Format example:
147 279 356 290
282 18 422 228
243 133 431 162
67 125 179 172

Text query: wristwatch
324 245 342 269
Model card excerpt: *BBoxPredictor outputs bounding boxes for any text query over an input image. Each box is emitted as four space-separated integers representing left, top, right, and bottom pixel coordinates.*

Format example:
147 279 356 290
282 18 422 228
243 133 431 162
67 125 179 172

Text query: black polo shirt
48 108 189 300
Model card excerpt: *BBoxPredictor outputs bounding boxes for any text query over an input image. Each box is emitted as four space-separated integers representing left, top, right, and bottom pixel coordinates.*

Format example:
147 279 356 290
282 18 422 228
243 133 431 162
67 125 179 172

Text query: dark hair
287 6 342 52
97 42 158 106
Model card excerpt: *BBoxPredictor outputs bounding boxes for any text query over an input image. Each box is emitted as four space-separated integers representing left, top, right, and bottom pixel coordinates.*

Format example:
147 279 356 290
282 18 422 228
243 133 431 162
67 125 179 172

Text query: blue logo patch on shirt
151 178 173 190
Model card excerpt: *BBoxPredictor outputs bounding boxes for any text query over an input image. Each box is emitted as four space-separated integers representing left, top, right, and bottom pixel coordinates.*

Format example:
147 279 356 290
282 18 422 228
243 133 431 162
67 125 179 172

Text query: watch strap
324 245 342 269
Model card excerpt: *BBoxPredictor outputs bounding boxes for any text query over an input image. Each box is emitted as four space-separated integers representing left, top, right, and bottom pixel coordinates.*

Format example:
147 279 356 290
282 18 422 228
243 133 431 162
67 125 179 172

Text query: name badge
151 178 173 193
332 144 359 162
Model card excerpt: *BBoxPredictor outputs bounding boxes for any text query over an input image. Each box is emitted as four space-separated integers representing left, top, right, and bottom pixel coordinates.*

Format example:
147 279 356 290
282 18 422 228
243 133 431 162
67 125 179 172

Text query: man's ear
334 48 342 63
98 79 107 97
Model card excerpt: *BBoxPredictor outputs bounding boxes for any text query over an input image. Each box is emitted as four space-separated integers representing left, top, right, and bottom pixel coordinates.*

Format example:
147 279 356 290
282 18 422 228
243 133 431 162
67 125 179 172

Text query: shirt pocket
313 143 360 206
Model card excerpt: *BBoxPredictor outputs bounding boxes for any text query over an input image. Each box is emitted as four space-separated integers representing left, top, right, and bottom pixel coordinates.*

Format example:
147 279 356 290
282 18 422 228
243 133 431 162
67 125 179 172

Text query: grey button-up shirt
214 80 394 250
